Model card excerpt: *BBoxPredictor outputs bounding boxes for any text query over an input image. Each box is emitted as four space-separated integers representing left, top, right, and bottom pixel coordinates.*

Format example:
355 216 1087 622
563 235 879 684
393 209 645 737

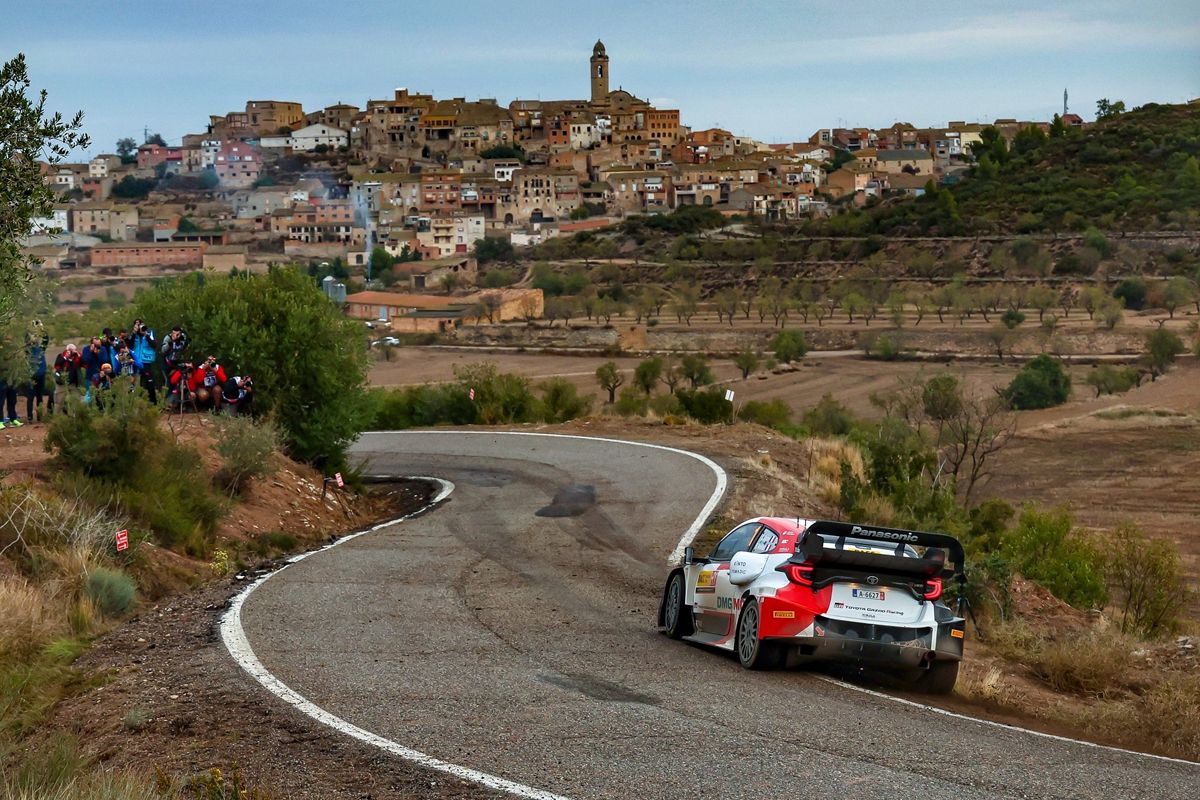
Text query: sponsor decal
715 596 744 611
839 604 907 619
696 570 716 593
950 628 965 639
773 610 795 619
850 524 918 543
834 602 845 608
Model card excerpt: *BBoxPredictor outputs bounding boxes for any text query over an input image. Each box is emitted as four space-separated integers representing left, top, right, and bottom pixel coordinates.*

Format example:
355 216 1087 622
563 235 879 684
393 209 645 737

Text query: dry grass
803 437 865 507
0 486 125 566
955 664 1011 707
989 621 1137 698
0 579 61 662
1027 632 1137 698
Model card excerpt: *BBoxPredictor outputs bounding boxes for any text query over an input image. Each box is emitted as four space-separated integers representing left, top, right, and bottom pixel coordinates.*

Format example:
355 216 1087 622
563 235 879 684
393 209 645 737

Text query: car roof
754 517 808 535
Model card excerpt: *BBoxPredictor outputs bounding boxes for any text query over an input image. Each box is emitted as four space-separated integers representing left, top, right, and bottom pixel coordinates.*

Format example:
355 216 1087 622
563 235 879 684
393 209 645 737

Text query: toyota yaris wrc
659 518 967 693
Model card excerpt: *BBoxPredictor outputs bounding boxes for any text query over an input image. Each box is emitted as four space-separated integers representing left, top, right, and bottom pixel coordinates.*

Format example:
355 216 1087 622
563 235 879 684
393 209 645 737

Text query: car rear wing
795 520 966 580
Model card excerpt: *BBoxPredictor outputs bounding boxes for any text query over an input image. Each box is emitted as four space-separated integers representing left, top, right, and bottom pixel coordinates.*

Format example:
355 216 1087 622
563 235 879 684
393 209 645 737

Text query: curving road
238 431 1197 800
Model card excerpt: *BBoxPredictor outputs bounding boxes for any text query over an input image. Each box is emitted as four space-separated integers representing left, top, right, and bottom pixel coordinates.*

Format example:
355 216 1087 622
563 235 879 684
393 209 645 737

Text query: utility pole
1063 88 1068 118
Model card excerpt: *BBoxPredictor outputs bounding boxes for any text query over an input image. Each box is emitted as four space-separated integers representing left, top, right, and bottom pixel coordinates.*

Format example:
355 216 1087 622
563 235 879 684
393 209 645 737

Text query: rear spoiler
799 520 966 578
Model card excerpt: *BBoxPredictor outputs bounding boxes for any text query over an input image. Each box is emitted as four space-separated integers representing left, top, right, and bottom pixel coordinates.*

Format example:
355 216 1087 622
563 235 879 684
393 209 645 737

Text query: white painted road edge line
220 476 573 800
357 429 730 566
814 675 1199 766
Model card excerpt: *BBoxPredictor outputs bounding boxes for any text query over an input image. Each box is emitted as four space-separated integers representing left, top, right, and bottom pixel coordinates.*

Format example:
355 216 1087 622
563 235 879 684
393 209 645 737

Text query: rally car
659 518 967 693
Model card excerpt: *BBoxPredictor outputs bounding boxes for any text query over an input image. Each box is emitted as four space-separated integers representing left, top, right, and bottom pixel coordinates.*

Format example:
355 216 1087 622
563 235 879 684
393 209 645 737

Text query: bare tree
941 392 1016 505
481 293 502 324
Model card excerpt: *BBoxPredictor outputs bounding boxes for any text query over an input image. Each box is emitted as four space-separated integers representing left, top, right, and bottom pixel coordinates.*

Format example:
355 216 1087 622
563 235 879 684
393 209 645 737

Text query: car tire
735 598 783 670
914 660 959 694
662 571 693 639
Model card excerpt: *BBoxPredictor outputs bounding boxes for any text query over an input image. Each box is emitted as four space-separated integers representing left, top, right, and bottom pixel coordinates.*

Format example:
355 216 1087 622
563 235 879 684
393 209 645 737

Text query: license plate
852 588 885 601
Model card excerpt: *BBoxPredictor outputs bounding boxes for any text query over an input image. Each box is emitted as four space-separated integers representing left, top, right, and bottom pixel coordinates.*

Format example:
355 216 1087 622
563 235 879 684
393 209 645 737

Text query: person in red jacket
187 355 228 409
52 343 83 412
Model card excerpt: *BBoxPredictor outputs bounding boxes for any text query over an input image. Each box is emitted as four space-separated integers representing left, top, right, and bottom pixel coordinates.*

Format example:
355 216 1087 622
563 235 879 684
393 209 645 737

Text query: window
709 523 760 561
751 527 780 554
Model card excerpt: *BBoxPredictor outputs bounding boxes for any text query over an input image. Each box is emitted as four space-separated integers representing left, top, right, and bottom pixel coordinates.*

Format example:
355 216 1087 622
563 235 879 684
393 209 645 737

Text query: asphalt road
239 431 1197 800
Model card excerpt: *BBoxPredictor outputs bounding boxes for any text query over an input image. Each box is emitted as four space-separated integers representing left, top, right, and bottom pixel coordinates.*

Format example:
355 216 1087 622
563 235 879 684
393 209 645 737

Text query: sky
4 0 1198 158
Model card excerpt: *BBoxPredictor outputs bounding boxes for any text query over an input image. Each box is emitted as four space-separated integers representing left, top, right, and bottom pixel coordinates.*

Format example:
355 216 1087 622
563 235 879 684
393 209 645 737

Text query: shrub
1001 308 1026 329
771 330 807 363
214 415 280 495
41 392 223 554
614 387 648 417
1082 226 1113 257
803 394 855 436
737 399 792 429
44 391 163 482
676 388 732 424
648 393 683 417
538 378 591 423
83 568 136 618
453 362 537 423
1084 364 1139 396
1113 277 1146 310
1003 354 1071 409
865 333 903 360
133 268 370 467
1106 521 1191 637
1002 505 1107 608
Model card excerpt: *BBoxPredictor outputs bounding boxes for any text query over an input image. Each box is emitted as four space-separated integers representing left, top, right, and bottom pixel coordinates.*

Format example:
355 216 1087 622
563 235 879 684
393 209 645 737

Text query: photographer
187 355 227 410
221 374 253 416
114 342 141 391
23 322 50 422
52 343 82 411
129 319 158 404
90 362 115 408
160 326 189 385
80 337 106 384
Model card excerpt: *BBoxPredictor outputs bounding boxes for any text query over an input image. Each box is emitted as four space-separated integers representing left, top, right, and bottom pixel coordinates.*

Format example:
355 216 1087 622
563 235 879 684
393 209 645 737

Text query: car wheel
735 599 782 670
914 660 959 694
662 571 693 639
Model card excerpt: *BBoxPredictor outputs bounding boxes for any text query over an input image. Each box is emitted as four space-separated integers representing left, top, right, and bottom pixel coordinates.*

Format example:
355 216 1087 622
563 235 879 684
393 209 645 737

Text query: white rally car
659 518 967 693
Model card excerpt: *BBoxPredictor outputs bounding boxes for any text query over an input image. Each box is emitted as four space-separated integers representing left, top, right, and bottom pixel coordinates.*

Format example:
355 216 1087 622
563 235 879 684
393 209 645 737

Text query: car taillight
783 563 813 586
924 577 943 601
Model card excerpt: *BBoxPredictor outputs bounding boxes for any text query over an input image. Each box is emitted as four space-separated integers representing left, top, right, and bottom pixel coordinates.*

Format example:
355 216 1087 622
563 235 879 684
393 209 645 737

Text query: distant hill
809 101 1200 236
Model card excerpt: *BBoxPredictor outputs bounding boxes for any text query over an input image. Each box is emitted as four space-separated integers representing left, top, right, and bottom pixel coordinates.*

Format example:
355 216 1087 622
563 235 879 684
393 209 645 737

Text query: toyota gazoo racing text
658 518 968 693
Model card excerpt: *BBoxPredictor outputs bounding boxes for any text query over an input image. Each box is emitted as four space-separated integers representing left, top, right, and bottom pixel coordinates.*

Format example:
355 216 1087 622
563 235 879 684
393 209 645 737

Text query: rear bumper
772 614 965 667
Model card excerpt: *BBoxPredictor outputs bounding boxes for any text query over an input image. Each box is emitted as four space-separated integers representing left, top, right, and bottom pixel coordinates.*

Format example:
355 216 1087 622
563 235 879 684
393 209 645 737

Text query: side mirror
683 546 695 566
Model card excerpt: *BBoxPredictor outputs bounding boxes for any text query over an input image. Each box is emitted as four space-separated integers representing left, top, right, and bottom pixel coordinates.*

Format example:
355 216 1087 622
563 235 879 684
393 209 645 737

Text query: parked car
659 518 967 693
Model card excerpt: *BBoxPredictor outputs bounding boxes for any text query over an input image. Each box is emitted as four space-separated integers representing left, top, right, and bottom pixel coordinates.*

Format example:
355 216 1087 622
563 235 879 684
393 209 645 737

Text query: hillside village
25 39 1099 331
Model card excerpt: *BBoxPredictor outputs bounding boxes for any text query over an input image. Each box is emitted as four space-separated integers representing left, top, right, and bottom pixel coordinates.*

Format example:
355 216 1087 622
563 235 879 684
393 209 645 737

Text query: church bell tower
590 40 609 104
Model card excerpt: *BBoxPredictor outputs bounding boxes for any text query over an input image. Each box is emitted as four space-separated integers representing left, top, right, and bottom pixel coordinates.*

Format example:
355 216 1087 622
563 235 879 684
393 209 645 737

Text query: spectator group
0 319 254 427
